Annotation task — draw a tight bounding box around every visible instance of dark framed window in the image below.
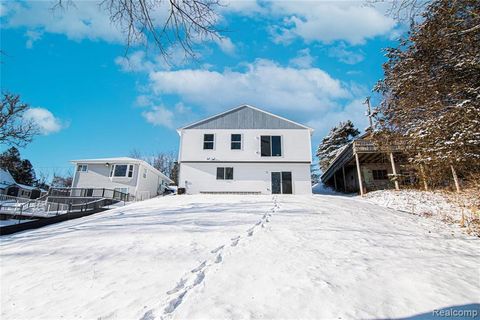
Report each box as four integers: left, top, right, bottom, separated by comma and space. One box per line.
77, 164, 88, 172
114, 165, 128, 177
372, 169, 388, 180
128, 165, 134, 177
231, 134, 242, 150
260, 135, 282, 157
216, 167, 233, 180
203, 134, 214, 149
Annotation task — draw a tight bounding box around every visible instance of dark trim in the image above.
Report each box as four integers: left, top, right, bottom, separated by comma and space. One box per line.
0, 208, 108, 236
180, 161, 311, 164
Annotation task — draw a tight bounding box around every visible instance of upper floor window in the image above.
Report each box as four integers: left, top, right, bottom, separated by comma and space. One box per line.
231, 134, 242, 150
203, 134, 214, 150
261, 136, 282, 157
110, 164, 134, 177
77, 164, 88, 172
216, 167, 234, 180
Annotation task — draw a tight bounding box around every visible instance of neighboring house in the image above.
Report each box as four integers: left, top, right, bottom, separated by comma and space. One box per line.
177, 105, 313, 195
320, 133, 414, 195
70, 157, 173, 200
0, 168, 46, 199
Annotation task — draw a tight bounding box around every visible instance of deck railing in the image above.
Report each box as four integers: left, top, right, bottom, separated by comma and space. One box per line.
353, 139, 405, 153
48, 187, 133, 202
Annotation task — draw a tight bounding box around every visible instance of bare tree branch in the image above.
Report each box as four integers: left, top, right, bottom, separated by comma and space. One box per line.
0, 93, 39, 147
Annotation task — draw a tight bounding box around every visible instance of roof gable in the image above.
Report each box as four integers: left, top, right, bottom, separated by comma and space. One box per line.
180, 105, 312, 130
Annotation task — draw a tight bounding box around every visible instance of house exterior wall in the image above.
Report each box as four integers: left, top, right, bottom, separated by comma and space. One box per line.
178, 127, 312, 195
72, 163, 139, 196
179, 162, 311, 195
179, 129, 312, 162
135, 163, 168, 200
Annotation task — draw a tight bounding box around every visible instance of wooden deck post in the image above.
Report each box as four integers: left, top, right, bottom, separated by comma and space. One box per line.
389, 152, 400, 191
354, 153, 364, 196
333, 172, 338, 191
420, 164, 428, 191
450, 165, 461, 193
342, 166, 347, 192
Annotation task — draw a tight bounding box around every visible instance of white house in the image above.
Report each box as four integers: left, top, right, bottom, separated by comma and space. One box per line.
70, 157, 173, 200
0, 168, 46, 199
177, 105, 313, 195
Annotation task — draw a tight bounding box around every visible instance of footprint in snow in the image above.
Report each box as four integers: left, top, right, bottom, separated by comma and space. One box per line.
166, 278, 187, 295
191, 261, 206, 273
215, 253, 222, 263
140, 309, 155, 320
211, 245, 224, 254
164, 291, 187, 314
231, 237, 240, 247
247, 229, 254, 237
193, 271, 205, 285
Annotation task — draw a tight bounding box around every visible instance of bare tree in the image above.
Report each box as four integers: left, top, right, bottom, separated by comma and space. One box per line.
129, 149, 178, 183
51, 170, 74, 188
0, 93, 38, 147
55, 0, 222, 60
366, 0, 431, 23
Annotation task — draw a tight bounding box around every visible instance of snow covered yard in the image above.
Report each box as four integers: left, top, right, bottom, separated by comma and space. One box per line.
364, 189, 480, 236
1, 195, 479, 319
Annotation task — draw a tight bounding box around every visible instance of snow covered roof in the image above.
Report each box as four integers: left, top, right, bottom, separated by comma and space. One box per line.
70, 157, 173, 183
0, 168, 16, 189
178, 104, 314, 132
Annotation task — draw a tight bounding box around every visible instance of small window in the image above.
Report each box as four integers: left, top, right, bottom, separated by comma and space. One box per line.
260, 136, 282, 157
203, 134, 214, 150
113, 165, 128, 177
216, 167, 233, 180
128, 165, 134, 178
231, 134, 242, 150
372, 170, 388, 180
143, 168, 147, 178
77, 164, 88, 172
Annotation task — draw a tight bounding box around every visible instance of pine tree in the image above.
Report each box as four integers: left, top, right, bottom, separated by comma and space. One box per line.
0, 146, 37, 185
317, 121, 360, 172
374, 0, 480, 181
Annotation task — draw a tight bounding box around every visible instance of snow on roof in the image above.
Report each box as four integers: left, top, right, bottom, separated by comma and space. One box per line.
0, 168, 15, 185
70, 157, 173, 183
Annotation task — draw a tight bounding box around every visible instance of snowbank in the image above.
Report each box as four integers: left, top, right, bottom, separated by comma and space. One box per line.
364, 189, 479, 236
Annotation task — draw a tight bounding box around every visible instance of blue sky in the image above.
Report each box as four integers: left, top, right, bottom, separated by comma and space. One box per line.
1, 1, 403, 178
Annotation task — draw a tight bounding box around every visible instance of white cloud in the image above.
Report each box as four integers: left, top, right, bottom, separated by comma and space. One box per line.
23, 108, 65, 135
142, 105, 175, 128
214, 37, 236, 55
148, 59, 349, 114
25, 29, 42, 49
268, 2, 396, 45
328, 43, 365, 65
289, 48, 314, 68
4, 1, 123, 44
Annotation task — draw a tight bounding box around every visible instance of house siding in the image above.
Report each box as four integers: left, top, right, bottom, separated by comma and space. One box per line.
183, 106, 306, 130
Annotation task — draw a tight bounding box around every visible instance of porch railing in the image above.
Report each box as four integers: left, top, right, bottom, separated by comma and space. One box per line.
353, 139, 405, 153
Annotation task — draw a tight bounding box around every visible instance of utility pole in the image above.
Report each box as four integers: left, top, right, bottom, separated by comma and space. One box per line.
363, 96, 374, 130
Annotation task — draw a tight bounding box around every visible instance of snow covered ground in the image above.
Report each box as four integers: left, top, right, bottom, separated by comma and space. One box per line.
364, 189, 480, 236
1, 195, 479, 319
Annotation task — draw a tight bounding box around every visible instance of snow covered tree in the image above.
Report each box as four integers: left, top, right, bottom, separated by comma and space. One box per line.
317, 121, 360, 172
374, 0, 480, 183
0, 146, 37, 185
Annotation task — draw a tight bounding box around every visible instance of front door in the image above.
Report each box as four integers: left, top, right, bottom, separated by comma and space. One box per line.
271, 171, 293, 194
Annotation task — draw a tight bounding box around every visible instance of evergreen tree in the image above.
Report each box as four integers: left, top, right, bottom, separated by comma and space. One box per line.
0, 146, 37, 185
317, 121, 360, 172
374, 0, 480, 178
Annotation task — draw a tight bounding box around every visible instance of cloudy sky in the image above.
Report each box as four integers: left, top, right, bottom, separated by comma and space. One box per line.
1, 0, 403, 176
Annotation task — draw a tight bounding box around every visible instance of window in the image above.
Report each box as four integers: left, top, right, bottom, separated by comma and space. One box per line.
203, 134, 214, 149
216, 167, 234, 180
143, 168, 147, 178
231, 134, 242, 150
128, 165, 134, 178
111, 164, 135, 177
372, 169, 388, 180
77, 164, 88, 172
260, 136, 282, 157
